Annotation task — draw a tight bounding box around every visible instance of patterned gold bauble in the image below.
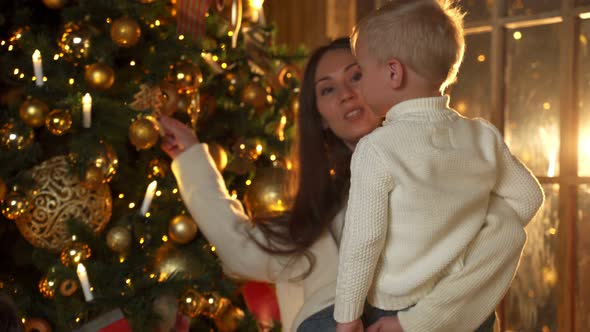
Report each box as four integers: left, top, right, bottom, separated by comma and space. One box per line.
110, 17, 141, 48
241, 82, 267, 111
24, 318, 52, 332
58, 22, 91, 60
215, 306, 245, 332
19, 98, 49, 128
45, 109, 72, 136
129, 118, 159, 150
38, 274, 57, 299
85, 63, 115, 90
169, 61, 203, 94
42, 0, 68, 9
106, 226, 132, 253
243, 167, 294, 219
159, 81, 180, 116
178, 288, 207, 318
59, 242, 91, 267
154, 243, 203, 281
207, 142, 228, 172
168, 215, 198, 244
81, 165, 104, 190
0, 177, 6, 202
148, 158, 170, 179
15, 156, 112, 252
203, 293, 231, 318
0, 121, 34, 150
59, 279, 78, 297
1, 191, 30, 220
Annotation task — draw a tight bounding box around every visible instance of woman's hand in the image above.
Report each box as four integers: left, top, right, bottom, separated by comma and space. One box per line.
158, 116, 199, 159
336, 319, 364, 332
366, 316, 404, 332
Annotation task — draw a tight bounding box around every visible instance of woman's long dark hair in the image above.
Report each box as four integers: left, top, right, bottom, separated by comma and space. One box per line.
253, 38, 354, 277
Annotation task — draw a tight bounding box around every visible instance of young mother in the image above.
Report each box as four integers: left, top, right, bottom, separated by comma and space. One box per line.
159, 38, 526, 332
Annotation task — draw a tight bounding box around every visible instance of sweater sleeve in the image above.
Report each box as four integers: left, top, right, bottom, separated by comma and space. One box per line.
488, 124, 544, 225
398, 193, 527, 332
171, 144, 309, 282
333, 140, 394, 323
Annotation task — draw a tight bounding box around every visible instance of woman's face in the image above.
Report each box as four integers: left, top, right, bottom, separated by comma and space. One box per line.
314, 48, 382, 149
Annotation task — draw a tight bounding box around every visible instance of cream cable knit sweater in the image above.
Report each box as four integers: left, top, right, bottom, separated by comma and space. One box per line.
334, 96, 544, 323
172, 140, 537, 332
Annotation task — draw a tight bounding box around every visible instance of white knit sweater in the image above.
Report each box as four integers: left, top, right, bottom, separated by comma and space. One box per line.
334, 96, 544, 322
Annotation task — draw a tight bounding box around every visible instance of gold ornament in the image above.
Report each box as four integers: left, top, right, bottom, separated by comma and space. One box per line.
106, 226, 132, 253
85, 63, 115, 90
148, 158, 170, 179
59, 279, 78, 297
45, 109, 72, 136
203, 293, 231, 318
1, 190, 30, 220
241, 82, 267, 111
24, 318, 52, 332
58, 22, 92, 60
243, 167, 294, 219
0, 121, 34, 150
129, 117, 159, 150
154, 243, 203, 281
19, 98, 49, 128
15, 156, 112, 252
159, 81, 180, 116
168, 215, 198, 244
169, 61, 203, 94
38, 274, 57, 299
0, 177, 6, 202
60, 242, 92, 267
90, 141, 118, 182
215, 306, 245, 332
42, 0, 68, 9
82, 165, 104, 190
274, 63, 302, 89
178, 288, 207, 318
129, 84, 163, 113
110, 17, 141, 48
207, 143, 228, 172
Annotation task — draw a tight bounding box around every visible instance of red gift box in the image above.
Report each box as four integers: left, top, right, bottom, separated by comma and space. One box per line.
73, 309, 132, 332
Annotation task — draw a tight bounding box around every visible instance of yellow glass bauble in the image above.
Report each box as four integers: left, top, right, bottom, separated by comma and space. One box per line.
45, 109, 72, 136
243, 167, 294, 219
0, 177, 7, 202
178, 288, 207, 318
129, 118, 159, 150
1, 191, 30, 220
169, 61, 203, 94
215, 306, 245, 332
38, 275, 57, 299
241, 82, 267, 111
23, 318, 52, 332
15, 156, 112, 252
110, 17, 141, 48
168, 215, 198, 244
58, 22, 91, 60
154, 243, 203, 281
60, 242, 92, 267
106, 226, 132, 253
42, 0, 68, 9
0, 121, 34, 150
207, 142, 228, 172
85, 63, 115, 90
19, 98, 49, 128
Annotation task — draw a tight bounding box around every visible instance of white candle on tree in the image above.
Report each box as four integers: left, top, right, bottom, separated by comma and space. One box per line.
32, 50, 44, 87
139, 180, 158, 217
82, 93, 92, 128
76, 263, 94, 302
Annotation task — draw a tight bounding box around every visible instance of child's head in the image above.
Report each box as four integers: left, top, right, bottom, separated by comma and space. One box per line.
351, 0, 465, 114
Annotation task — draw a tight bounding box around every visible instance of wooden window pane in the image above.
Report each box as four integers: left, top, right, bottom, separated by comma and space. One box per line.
505, 184, 559, 332
458, 0, 492, 22
507, 0, 560, 16
578, 19, 590, 176
577, 185, 590, 332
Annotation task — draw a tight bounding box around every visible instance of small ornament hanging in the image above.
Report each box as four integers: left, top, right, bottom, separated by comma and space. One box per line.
106, 226, 132, 253
45, 109, 72, 136
129, 84, 163, 113
110, 17, 141, 48
85, 63, 115, 90
178, 287, 208, 318
59, 241, 92, 267
241, 82, 267, 111
0, 121, 34, 150
1, 190, 30, 220
169, 61, 203, 95
19, 98, 49, 128
58, 22, 92, 60
168, 215, 198, 244
129, 117, 160, 150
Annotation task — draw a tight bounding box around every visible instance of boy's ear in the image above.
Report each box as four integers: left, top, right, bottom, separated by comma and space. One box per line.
386, 58, 404, 89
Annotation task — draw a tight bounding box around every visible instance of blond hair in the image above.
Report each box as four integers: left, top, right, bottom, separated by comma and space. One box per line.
351, 0, 465, 92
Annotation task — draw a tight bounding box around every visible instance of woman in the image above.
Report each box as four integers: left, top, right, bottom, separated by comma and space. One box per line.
160, 38, 526, 332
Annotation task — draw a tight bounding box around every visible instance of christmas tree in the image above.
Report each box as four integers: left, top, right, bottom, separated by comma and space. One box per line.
0, 0, 303, 331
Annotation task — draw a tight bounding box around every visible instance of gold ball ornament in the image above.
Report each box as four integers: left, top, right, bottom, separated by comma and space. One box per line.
203, 293, 231, 318
0, 177, 6, 202
1, 190, 30, 220
178, 288, 207, 318
110, 17, 141, 48
169, 61, 203, 94
215, 306, 245, 332
15, 156, 112, 252
148, 158, 170, 179
159, 81, 180, 116
60, 241, 92, 267
241, 82, 267, 111
45, 109, 72, 136
168, 215, 198, 244
38, 275, 57, 299
58, 22, 91, 60
207, 143, 228, 172
81, 165, 104, 190
243, 167, 294, 219
85, 63, 115, 90
24, 318, 53, 332
90, 141, 118, 182
19, 98, 49, 128
129, 118, 159, 150
154, 243, 203, 281
42, 0, 68, 9
0, 121, 34, 150
106, 226, 132, 253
